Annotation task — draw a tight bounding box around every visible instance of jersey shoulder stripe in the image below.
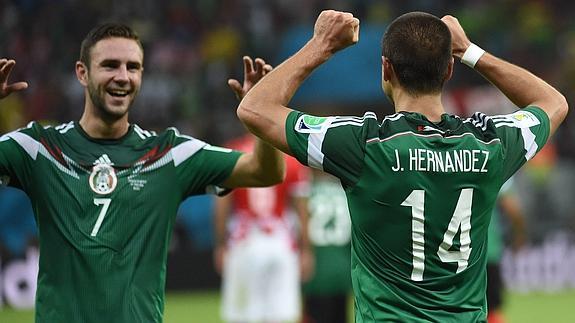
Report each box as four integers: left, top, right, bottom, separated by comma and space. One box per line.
1, 126, 82, 178
164, 127, 234, 167
134, 124, 157, 139
0, 131, 40, 160
54, 121, 75, 134
381, 113, 405, 124
172, 139, 207, 166
464, 110, 541, 160
294, 111, 377, 134
302, 112, 377, 170
463, 110, 540, 130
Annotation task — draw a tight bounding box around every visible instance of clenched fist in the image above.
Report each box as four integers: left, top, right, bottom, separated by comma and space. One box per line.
313, 10, 360, 54
441, 15, 472, 59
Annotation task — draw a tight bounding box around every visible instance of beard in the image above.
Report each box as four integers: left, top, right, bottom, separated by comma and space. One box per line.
87, 80, 136, 122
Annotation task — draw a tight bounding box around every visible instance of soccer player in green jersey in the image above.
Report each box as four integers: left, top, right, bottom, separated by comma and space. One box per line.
237, 10, 568, 322
302, 169, 352, 323
0, 24, 284, 322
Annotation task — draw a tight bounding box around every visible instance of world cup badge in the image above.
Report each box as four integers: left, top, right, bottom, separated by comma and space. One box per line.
89, 164, 118, 195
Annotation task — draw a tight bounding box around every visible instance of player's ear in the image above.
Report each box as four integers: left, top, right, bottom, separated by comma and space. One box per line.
382, 56, 394, 82
76, 61, 88, 86
444, 57, 454, 82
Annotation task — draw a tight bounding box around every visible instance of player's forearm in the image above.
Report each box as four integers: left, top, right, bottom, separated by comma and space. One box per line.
214, 217, 227, 248
237, 39, 332, 152
294, 197, 312, 251
214, 197, 231, 247
250, 138, 286, 185
473, 52, 568, 134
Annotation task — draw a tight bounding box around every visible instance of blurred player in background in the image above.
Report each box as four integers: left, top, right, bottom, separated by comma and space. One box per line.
214, 132, 313, 323
0, 25, 284, 322
237, 9, 568, 322
487, 178, 526, 323
302, 169, 352, 323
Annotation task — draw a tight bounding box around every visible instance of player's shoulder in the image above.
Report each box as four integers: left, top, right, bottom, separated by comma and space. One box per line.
136, 125, 203, 146
1, 120, 72, 140
130, 124, 158, 141
461, 108, 545, 139
467, 107, 543, 128
292, 111, 379, 134
370, 112, 417, 140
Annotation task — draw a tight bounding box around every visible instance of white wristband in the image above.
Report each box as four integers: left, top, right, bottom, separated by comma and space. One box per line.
461, 43, 485, 68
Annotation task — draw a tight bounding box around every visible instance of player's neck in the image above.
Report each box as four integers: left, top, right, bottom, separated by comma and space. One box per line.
393, 90, 446, 123
79, 112, 130, 139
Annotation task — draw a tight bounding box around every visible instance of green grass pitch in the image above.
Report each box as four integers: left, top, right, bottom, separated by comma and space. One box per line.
1, 290, 574, 322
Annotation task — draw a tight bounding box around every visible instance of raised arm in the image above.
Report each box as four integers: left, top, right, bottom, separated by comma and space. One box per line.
221, 56, 285, 188
237, 10, 360, 155
441, 16, 568, 136
0, 58, 28, 100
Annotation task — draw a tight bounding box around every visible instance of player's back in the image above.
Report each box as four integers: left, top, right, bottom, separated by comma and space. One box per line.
285, 106, 548, 322
349, 110, 546, 322
350, 112, 504, 322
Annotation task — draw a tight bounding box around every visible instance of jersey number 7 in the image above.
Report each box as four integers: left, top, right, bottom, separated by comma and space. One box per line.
91, 198, 112, 236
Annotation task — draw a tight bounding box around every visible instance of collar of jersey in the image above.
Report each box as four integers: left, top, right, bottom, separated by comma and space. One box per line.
401, 111, 455, 127
74, 122, 135, 145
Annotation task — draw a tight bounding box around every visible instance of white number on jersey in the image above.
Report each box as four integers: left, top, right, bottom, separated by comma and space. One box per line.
401, 189, 473, 281
308, 186, 351, 246
91, 198, 112, 236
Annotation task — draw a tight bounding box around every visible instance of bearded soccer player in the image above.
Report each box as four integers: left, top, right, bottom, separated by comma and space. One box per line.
237, 10, 568, 322
0, 24, 284, 322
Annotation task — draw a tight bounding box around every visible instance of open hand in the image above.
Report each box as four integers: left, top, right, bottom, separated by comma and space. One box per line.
228, 56, 273, 101
0, 58, 28, 100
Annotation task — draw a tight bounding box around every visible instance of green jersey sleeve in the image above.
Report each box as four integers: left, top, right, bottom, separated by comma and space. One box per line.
285, 110, 379, 187
488, 106, 550, 180
0, 122, 42, 190
171, 136, 242, 196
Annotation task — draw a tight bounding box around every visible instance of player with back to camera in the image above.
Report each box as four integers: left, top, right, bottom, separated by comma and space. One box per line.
236, 10, 568, 322
0, 23, 283, 323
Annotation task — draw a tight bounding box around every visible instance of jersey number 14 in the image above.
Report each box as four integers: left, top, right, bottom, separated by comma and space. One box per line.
401, 188, 472, 281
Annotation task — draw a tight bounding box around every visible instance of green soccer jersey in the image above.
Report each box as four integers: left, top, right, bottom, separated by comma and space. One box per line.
303, 173, 352, 296
0, 121, 241, 323
286, 107, 549, 322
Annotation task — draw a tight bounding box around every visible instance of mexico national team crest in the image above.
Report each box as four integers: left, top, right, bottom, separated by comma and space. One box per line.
89, 164, 118, 195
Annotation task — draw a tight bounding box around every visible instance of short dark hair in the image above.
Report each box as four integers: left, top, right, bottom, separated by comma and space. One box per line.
79, 23, 143, 66
382, 12, 452, 95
